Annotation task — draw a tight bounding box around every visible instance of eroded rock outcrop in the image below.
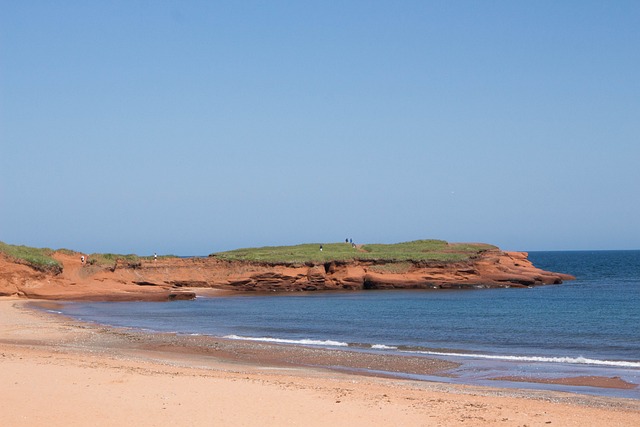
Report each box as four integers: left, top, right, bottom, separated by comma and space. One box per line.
0, 249, 574, 301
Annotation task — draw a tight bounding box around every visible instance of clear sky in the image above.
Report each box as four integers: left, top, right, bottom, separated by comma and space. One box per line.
1, 1, 639, 255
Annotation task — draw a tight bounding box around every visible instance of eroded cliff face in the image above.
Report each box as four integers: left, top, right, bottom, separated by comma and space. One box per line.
0, 250, 574, 301
186, 250, 572, 291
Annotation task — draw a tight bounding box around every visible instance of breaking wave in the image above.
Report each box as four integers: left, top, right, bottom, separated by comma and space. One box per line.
223, 335, 349, 347
223, 334, 640, 368
371, 344, 399, 350
402, 350, 640, 368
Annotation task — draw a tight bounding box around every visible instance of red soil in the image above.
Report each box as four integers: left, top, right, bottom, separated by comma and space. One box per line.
0, 249, 574, 301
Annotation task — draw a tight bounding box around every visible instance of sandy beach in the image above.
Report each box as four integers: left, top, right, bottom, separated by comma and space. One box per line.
1, 299, 639, 426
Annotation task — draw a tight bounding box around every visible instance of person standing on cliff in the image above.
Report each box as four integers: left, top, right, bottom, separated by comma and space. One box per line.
154, 252, 157, 261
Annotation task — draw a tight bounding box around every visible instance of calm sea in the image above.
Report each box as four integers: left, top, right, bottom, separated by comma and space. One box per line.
55, 250, 640, 398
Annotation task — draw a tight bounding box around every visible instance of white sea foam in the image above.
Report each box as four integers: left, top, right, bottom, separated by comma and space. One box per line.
223, 335, 349, 347
401, 350, 640, 368
371, 344, 398, 350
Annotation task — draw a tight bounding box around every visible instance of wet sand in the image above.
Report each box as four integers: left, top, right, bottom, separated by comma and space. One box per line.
491, 375, 637, 390
1, 299, 639, 426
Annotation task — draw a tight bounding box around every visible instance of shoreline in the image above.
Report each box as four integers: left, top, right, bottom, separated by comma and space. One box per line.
39, 290, 640, 399
2, 298, 639, 426
26, 295, 640, 399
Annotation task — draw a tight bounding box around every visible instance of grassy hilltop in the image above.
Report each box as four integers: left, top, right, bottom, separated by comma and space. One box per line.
0, 241, 164, 272
210, 240, 497, 264
0, 241, 64, 273
1, 239, 499, 272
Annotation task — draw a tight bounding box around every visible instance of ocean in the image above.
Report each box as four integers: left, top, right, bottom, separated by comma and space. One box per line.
54, 250, 640, 398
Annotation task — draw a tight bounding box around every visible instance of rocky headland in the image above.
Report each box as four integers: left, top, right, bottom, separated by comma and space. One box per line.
0, 242, 574, 301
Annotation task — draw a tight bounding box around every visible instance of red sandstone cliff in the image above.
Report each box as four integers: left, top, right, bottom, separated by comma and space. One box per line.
0, 249, 574, 301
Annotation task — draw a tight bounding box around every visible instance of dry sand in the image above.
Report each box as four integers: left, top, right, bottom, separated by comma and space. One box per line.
1, 299, 639, 426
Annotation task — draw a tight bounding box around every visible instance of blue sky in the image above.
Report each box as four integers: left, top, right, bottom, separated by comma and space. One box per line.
1, 1, 639, 255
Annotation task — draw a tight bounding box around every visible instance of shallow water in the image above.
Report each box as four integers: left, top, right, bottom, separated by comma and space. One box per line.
56, 250, 640, 398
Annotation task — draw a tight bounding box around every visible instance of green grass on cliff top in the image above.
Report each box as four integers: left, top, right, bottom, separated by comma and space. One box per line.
0, 241, 171, 271
1, 240, 498, 270
0, 241, 62, 272
86, 253, 174, 267
210, 240, 497, 264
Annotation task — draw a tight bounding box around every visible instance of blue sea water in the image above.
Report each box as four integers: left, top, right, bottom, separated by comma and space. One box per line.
55, 250, 640, 398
